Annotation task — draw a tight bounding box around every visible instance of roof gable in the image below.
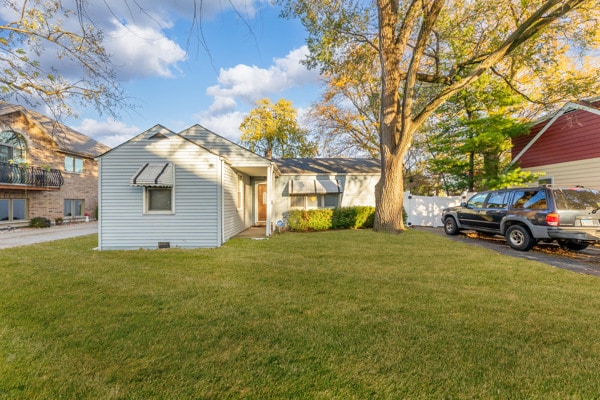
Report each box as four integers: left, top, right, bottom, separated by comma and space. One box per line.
0, 103, 110, 158
99, 124, 176, 158
510, 101, 600, 168
177, 124, 271, 167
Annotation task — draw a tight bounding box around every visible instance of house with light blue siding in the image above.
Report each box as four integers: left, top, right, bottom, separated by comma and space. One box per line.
98, 124, 274, 249
98, 124, 380, 250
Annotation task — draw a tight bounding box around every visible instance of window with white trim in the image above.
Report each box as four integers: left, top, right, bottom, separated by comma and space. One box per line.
145, 187, 174, 213
64, 199, 84, 217
64, 156, 83, 173
289, 194, 340, 209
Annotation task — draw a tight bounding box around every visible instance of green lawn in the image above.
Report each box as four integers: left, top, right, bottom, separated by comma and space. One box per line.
2, 229, 600, 399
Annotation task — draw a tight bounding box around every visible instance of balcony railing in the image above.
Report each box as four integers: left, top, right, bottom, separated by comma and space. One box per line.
0, 162, 64, 188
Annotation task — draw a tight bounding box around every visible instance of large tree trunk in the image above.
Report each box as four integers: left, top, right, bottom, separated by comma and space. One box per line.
373, 0, 416, 233
374, 149, 406, 233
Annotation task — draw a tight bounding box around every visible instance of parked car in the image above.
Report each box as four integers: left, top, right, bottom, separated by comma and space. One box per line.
441, 186, 600, 251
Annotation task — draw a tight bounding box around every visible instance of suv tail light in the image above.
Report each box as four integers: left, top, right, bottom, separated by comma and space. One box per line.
546, 213, 560, 226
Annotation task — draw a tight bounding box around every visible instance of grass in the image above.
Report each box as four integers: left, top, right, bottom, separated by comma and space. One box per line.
2, 229, 600, 398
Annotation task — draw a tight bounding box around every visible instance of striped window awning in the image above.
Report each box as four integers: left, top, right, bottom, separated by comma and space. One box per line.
289, 179, 342, 194
130, 163, 174, 187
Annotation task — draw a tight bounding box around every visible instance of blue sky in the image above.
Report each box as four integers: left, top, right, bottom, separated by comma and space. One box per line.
22, 1, 322, 148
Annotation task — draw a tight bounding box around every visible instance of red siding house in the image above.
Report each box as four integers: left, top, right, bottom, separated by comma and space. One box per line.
511, 101, 600, 188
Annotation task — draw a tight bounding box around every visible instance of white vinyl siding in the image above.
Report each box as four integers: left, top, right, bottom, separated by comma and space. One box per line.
522, 157, 600, 189
222, 164, 251, 241
271, 174, 379, 223
99, 129, 220, 249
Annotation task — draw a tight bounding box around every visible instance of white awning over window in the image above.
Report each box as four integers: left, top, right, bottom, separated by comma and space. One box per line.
316, 179, 342, 194
130, 163, 174, 187
289, 179, 341, 195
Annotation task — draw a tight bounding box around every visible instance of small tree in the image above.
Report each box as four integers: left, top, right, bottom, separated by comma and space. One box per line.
240, 98, 317, 158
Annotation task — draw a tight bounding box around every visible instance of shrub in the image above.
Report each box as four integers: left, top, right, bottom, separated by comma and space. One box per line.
29, 217, 52, 228
332, 206, 376, 229
287, 209, 333, 231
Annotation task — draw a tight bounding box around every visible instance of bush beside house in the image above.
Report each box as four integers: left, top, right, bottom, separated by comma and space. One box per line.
287, 206, 410, 232
287, 206, 376, 231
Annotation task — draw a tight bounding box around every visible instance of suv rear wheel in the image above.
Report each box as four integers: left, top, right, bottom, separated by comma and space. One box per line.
505, 225, 536, 251
444, 217, 460, 235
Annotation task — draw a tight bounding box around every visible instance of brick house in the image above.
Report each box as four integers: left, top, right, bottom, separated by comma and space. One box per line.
0, 104, 109, 226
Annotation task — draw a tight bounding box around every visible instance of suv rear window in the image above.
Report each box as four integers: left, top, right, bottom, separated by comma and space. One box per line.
553, 188, 600, 210
510, 190, 547, 209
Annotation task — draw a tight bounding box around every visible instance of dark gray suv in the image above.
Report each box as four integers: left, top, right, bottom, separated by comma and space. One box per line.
441, 186, 600, 251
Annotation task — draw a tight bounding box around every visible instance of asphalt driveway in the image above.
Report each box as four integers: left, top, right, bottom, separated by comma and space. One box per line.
417, 226, 600, 277
0, 221, 97, 250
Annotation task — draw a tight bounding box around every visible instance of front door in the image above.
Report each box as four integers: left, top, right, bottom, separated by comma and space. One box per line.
257, 183, 267, 225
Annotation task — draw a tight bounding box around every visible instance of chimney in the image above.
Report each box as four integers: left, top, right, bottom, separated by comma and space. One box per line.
265, 148, 272, 160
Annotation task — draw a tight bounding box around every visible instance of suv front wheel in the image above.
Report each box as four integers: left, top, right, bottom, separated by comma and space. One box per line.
505, 225, 536, 251
444, 217, 460, 235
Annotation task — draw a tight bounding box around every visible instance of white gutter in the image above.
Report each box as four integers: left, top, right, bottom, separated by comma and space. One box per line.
97, 158, 102, 250
266, 164, 273, 237
218, 157, 224, 246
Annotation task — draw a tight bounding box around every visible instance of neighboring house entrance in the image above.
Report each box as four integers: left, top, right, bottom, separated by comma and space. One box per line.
257, 183, 267, 225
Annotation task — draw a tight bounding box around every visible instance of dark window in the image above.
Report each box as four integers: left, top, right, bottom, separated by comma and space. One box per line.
511, 190, 547, 210
147, 188, 172, 212
64, 199, 84, 217
0, 198, 27, 221
323, 194, 339, 208
467, 192, 488, 208
486, 192, 508, 209
0, 131, 27, 163
554, 189, 600, 210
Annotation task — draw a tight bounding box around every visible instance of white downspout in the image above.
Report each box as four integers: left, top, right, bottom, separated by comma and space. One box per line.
218, 157, 224, 246
97, 157, 102, 250
266, 164, 273, 237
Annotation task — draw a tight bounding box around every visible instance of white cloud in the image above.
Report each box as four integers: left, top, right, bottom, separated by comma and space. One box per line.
74, 118, 140, 148
197, 45, 321, 142
105, 23, 187, 80
195, 111, 246, 142
206, 45, 321, 107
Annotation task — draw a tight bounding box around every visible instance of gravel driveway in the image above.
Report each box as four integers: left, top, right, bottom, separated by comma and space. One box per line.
0, 221, 97, 250
417, 226, 600, 278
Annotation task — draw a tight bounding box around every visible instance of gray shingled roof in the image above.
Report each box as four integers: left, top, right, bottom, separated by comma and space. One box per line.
274, 158, 381, 175
0, 104, 110, 158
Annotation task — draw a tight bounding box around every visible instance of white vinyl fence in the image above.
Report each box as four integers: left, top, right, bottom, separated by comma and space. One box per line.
403, 192, 473, 227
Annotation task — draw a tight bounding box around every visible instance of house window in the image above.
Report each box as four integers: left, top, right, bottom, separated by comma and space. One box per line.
290, 194, 340, 209
64, 156, 83, 173
0, 130, 27, 164
0, 144, 13, 164
539, 177, 553, 186
0, 199, 27, 221
145, 187, 173, 213
323, 194, 340, 208
64, 199, 84, 217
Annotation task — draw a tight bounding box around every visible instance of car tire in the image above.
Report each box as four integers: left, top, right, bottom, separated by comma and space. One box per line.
558, 240, 589, 252
444, 217, 460, 235
505, 225, 536, 251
